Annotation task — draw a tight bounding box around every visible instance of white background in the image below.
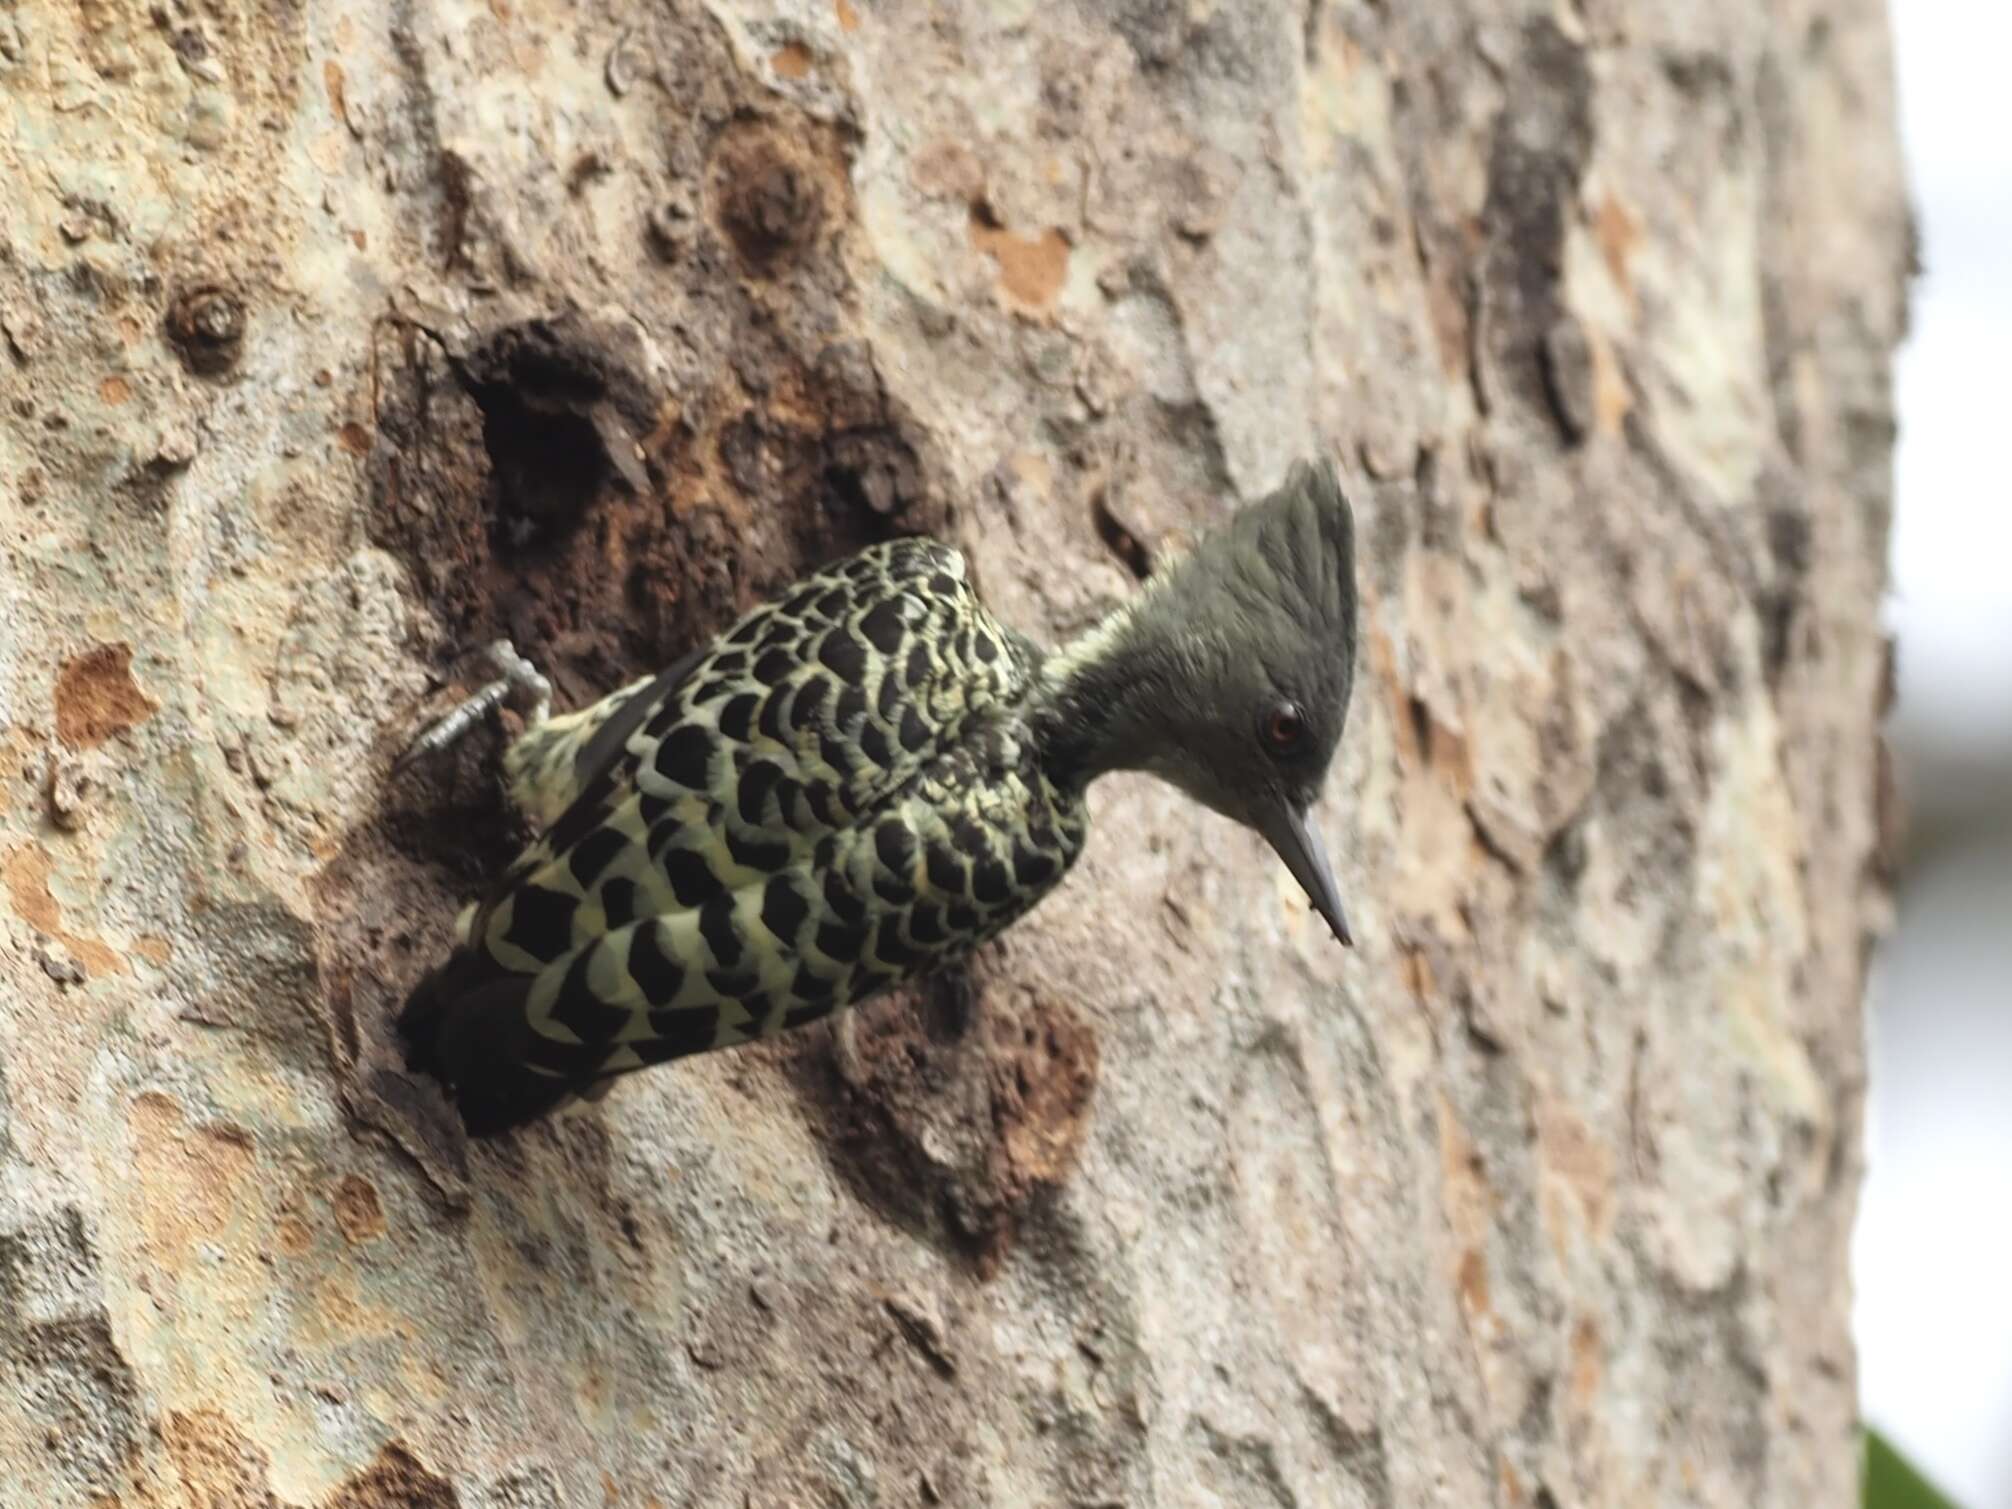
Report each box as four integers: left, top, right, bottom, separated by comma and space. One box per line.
1853, 4, 2012, 1505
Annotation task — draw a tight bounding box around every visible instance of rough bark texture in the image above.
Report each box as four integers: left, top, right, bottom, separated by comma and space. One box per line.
0, 2, 1906, 1506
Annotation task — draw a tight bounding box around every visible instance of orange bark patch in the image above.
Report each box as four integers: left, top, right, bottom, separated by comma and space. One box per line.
1399, 945, 1434, 1003
911, 141, 984, 202
968, 207, 1070, 311
1425, 267, 1470, 381
308, 1271, 369, 1341
1570, 1313, 1603, 1407
0, 729, 29, 817
1588, 325, 1632, 435
834, 0, 860, 31
771, 41, 813, 79
1457, 1246, 1490, 1318
3, 843, 124, 977
165, 1409, 275, 1509
338, 421, 371, 455
1394, 685, 1474, 795
276, 1213, 314, 1256
1437, 1092, 1494, 1245
1008, 449, 1053, 495
1538, 1101, 1615, 1243
1594, 192, 1641, 297
323, 59, 346, 121
55, 642, 156, 748
98, 375, 131, 405
331, 1174, 386, 1244
3, 843, 61, 935
129, 1094, 257, 1269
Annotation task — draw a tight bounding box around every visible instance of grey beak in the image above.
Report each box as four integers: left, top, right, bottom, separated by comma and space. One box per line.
1260, 803, 1353, 947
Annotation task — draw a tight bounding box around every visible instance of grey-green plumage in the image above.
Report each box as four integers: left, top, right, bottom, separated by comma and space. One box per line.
398, 459, 1357, 1136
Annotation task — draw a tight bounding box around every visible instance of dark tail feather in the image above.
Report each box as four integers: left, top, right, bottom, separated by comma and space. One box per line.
396, 955, 579, 1137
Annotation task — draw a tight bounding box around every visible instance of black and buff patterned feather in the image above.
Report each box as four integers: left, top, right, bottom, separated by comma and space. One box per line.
400, 461, 1359, 1136
399, 538, 1086, 1134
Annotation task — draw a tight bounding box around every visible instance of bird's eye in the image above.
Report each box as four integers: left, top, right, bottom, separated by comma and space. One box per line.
1260, 700, 1308, 756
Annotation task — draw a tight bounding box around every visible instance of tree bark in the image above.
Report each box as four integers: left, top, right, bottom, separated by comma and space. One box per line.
0, 2, 1906, 1506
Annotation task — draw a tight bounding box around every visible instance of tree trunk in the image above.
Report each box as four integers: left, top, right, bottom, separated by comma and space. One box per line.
0, 2, 1906, 1505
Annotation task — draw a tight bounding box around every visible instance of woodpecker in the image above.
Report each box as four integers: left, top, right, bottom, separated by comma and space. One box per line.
397, 459, 1359, 1135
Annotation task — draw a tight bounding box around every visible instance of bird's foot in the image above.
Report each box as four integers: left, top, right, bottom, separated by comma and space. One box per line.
396, 639, 553, 771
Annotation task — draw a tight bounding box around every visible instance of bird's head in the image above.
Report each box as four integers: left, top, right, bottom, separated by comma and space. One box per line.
1093, 458, 1360, 946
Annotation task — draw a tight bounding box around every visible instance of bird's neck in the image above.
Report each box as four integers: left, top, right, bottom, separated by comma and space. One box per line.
1030, 594, 1172, 791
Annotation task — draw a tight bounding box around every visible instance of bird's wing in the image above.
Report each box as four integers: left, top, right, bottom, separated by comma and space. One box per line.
398, 535, 1043, 1133
468, 536, 1030, 955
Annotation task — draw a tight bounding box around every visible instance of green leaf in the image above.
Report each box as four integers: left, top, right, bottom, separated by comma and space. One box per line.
1864, 1427, 1963, 1509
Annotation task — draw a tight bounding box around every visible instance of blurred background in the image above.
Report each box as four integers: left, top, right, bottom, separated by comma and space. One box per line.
1853, 4, 2012, 1507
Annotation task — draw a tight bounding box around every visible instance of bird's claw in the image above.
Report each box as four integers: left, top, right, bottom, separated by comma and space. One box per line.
395, 639, 553, 771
